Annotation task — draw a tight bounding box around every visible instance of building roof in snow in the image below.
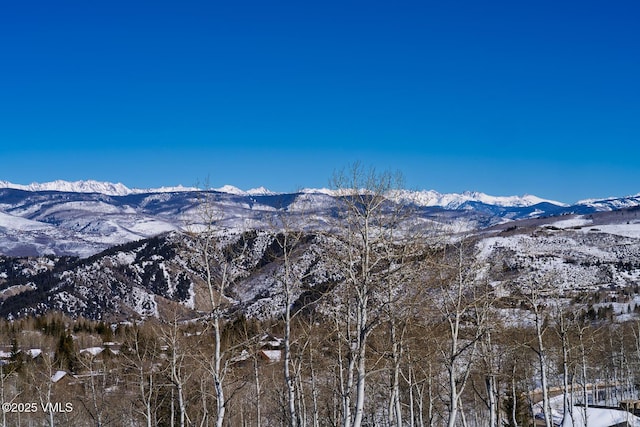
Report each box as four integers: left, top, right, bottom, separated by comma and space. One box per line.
51, 370, 67, 383
259, 350, 281, 362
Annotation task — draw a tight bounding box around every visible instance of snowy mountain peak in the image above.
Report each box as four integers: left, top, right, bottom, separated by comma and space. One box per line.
577, 193, 640, 205
146, 184, 200, 193
576, 193, 640, 210
457, 191, 566, 208
0, 180, 133, 196
213, 185, 247, 195
301, 188, 338, 196
0, 180, 199, 196
387, 189, 567, 209
246, 186, 277, 196
301, 188, 566, 208
212, 185, 277, 196
1, 180, 639, 258
0, 179, 600, 209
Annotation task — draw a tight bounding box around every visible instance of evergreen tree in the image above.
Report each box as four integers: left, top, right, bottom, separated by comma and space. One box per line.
55, 332, 78, 372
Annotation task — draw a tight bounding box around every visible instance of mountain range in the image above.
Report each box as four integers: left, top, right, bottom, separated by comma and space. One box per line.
1, 180, 639, 258
1, 180, 639, 321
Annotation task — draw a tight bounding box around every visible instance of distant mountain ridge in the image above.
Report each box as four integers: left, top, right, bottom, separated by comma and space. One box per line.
1, 179, 639, 257
1, 179, 568, 207
3, 180, 639, 210
1, 180, 640, 321
0, 180, 199, 196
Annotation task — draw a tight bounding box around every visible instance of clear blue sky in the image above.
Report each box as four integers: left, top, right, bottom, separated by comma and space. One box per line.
1, 0, 638, 203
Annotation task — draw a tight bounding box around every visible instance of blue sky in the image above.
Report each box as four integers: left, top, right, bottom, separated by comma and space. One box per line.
1, 1, 638, 203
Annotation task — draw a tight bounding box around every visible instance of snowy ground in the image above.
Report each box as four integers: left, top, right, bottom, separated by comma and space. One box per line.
533, 392, 640, 427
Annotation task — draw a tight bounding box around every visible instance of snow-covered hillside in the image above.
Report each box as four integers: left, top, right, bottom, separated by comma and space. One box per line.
0, 230, 342, 321
302, 187, 566, 208
1, 182, 639, 321
1, 207, 639, 322
394, 189, 567, 209
1, 180, 639, 257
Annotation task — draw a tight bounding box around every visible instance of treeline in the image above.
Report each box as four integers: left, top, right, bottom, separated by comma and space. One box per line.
2, 308, 640, 427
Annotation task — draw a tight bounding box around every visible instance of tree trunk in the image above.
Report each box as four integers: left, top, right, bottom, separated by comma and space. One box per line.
254, 356, 262, 427
534, 307, 552, 427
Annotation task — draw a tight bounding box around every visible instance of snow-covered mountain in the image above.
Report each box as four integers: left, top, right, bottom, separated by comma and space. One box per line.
393, 189, 566, 209
0, 180, 199, 196
301, 187, 566, 208
1, 180, 639, 320
576, 193, 640, 211
212, 184, 277, 196
3, 179, 638, 208
0, 230, 340, 320
0, 180, 566, 207
2, 206, 639, 321
0, 180, 639, 257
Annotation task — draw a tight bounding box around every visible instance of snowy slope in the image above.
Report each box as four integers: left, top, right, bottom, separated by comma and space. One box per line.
392, 189, 567, 208
577, 193, 640, 211
2, 205, 639, 322
0, 180, 639, 257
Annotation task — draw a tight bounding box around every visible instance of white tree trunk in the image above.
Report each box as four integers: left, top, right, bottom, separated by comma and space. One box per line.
254, 356, 262, 427
534, 306, 553, 427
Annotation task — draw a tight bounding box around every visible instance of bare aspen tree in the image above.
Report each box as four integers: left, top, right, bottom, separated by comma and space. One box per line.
387, 318, 406, 427
508, 339, 538, 427
159, 315, 191, 427
77, 349, 118, 427
253, 194, 317, 427
377, 198, 430, 427
186, 187, 250, 427
253, 344, 263, 427
303, 317, 323, 427
271, 216, 307, 427
521, 273, 554, 427
237, 320, 265, 427
401, 329, 445, 427
326, 164, 414, 427
191, 191, 227, 427
409, 337, 444, 427
287, 308, 328, 427
382, 241, 426, 427
29, 352, 57, 427
553, 304, 576, 422
575, 318, 598, 426
467, 257, 503, 427
429, 237, 488, 427
476, 316, 501, 426
121, 322, 163, 427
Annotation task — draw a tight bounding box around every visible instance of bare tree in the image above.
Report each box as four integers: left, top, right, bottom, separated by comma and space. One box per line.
121, 322, 164, 427
552, 302, 579, 423
520, 273, 555, 427
575, 317, 600, 426
186, 188, 250, 427
273, 226, 306, 427
430, 238, 488, 427
324, 164, 418, 427
268, 194, 329, 427
28, 351, 58, 427
381, 237, 426, 427
159, 314, 192, 427
474, 313, 502, 426
76, 348, 119, 427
